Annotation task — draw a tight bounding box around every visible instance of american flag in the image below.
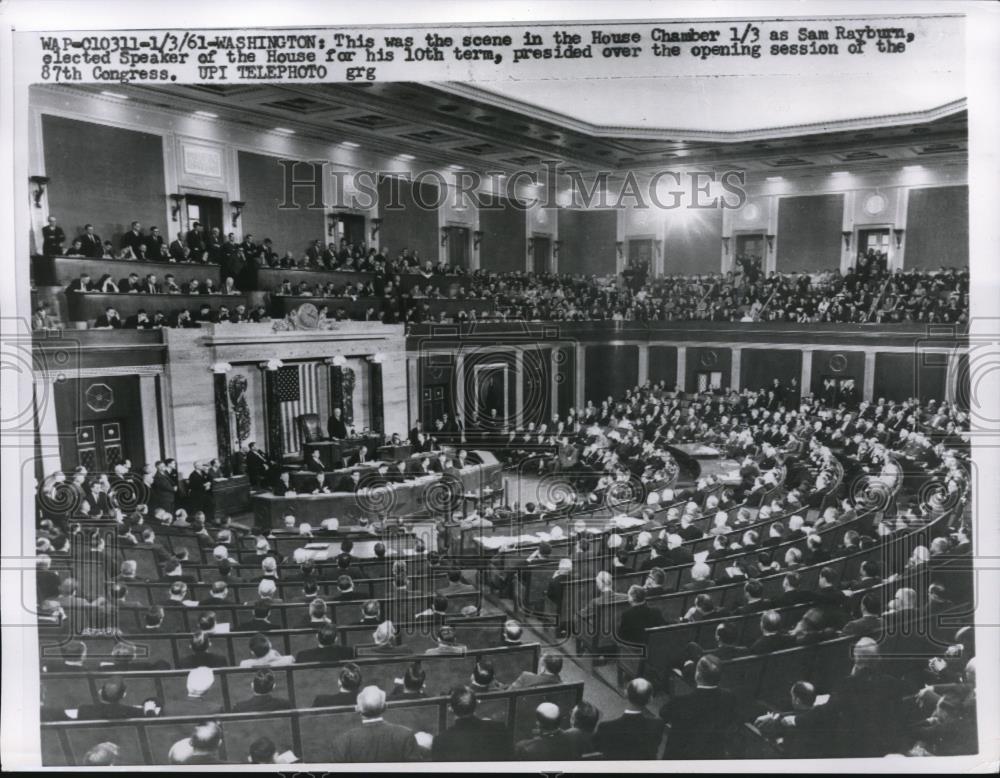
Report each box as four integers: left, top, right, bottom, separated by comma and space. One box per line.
277, 363, 322, 454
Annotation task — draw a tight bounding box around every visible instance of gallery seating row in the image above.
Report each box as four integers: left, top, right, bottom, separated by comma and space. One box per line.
41, 678, 583, 766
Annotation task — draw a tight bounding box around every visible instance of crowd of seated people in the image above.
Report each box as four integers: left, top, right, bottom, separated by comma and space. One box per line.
36, 214, 969, 330
34, 372, 974, 761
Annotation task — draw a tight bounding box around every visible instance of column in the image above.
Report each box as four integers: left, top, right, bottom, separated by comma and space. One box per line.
455, 352, 466, 434
575, 345, 586, 409
676, 346, 687, 393
730, 348, 742, 392
550, 348, 560, 416
863, 351, 877, 403
514, 349, 525, 425
368, 356, 384, 434
33, 377, 62, 475
945, 349, 961, 405
407, 356, 419, 428
329, 359, 346, 418
637, 344, 650, 386
211, 363, 233, 468
800, 349, 814, 400
139, 374, 161, 466
260, 361, 283, 460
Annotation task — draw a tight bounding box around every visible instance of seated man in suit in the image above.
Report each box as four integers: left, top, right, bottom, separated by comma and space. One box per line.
749, 609, 796, 654
349, 445, 373, 466
295, 624, 353, 664
176, 631, 229, 669
390, 662, 428, 699
510, 652, 563, 689
312, 663, 364, 707
432, 685, 512, 761
659, 655, 743, 760
328, 407, 349, 439
65, 273, 94, 294
76, 679, 143, 720
619, 585, 668, 646
304, 448, 326, 474
329, 685, 422, 762
514, 703, 577, 760
230, 668, 292, 712
239, 633, 294, 668
594, 678, 664, 760
94, 307, 122, 329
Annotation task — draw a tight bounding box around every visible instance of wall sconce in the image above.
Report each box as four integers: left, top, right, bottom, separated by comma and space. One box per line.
328, 354, 347, 367
368, 352, 387, 364
259, 358, 284, 371
440, 227, 450, 247
616, 241, 624, 259
721, 236, 730, 255
370, 218, 382, 240
169, 193, 186, 222
210, 362, 233, 374
229, 201, 245, 228
765, 234, 776, 253
553, 240, 561, 258
842, 231, 852, 250
29, 175, 50, 208
527, 237, 535, 256
473, 230, 483, 249
893, 228, 905, 249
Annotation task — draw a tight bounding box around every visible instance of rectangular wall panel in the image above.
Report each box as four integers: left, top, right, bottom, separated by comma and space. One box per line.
557, 209, 617, 276
776, 193, 845, 272
905, 185, 969, 268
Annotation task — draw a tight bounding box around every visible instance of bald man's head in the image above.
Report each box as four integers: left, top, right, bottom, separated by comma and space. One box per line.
626, 677, 653, 709
356, 685, 387, 718
535, 702, 561, 732
852, 636, 880, 672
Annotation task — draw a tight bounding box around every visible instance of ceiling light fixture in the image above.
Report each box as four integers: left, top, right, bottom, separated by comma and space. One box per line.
194, 111, 218, 119
274, 127, 296, 135
340, 141, 360, 149
101, 91, 129, 100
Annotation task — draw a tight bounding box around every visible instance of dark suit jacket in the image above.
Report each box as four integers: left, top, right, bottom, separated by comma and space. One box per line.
80, 232, 103, 257
514, 730, 578, 760
76, 701, 143, 720
330, 719, 421, 762
176, 651, 229, 669
295, 645, 354, 664
509, 670, 561, 690
619, 603, 668, 645
594, 711, 665, 760
660, 686, 742, 760
431, 716, 512, 761
328, 417, 349, 439
230, 693, 292, 713
312, 690, 358, 707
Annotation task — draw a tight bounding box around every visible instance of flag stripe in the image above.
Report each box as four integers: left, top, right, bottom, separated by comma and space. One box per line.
279, 363, 322, 455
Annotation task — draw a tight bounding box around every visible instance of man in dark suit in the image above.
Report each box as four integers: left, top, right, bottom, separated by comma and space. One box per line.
237, 601, 276, 632
176, 631, 229, 669
150, 460, 177, 515
169, 230, 189, 262
144, 226, 166, 259
841, 593, 885, 639
659, 655, 744, 759
328, 407, 349, 439
42, 215, 66, 255
120, 221, 145, 257
749, 610, 796, 654
230, 669, 292, 712
304, 449, 326, 474
432, 685, 512, 761
619, 585, 668, 646
295, 624, 353, 664
329, 686, 421, 762
65, 273, 94, 294
245, 442, 270, 487
733, 579, 772, 614
774, 572, 817, 608
312, 663, 363, 707
594, 678, 664, 760
76, 679, 143, 720
94, 307, 122, 329
514, 703, 577, 760
79, 224, 103, 257
509, 653, 563, 689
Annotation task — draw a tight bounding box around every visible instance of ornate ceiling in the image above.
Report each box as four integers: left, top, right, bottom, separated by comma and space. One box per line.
69, 82, 967, 177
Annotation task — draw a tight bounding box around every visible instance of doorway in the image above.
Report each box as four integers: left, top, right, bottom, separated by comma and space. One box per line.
185, 195, 225, 237
628, 238, 653, 283
856, 227, 891, 274
75, 419, 128, 473
695, 371, 724, 393
333, 213, 367, 247
532, 235, 551, 275
448, 226, 470, 268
